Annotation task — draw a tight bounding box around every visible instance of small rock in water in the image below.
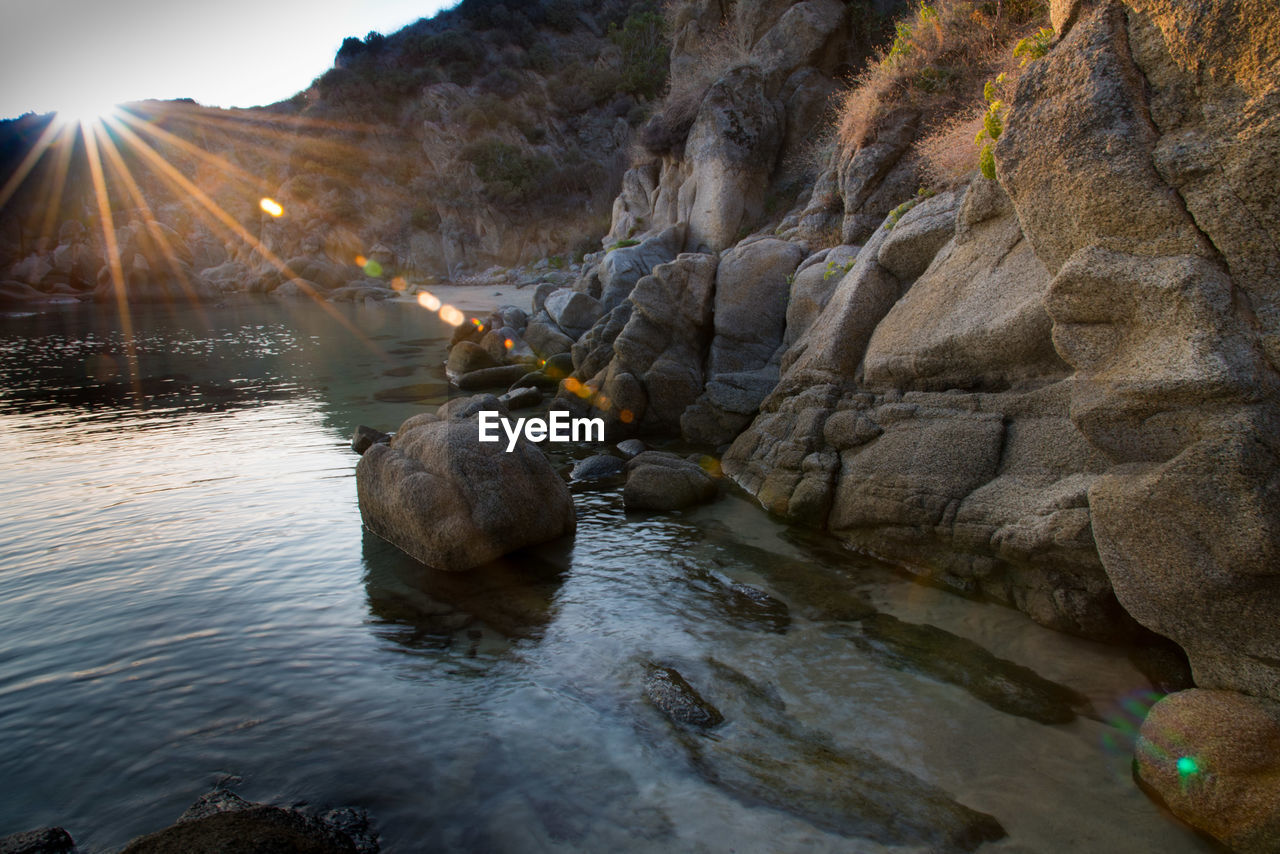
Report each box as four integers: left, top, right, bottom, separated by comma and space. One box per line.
644, 664, 724, 728
456, 364, 529, 391
541, 351, 575, 379
499, 385, 541, 410
624, 451, 718, 511
616, 438, 647, 459
0, 827, 76, 854
509, 371, 561, 392
570, 455, 625, 481
351, 425, 391, 454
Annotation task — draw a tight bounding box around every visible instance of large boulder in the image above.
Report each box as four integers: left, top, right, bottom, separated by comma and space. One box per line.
596, 225, 685, 311
545, 289, 605, 339
356, 416, 575, 570
586, 253, 719, 433
681, 238, 805, 445
683, 66, 783, 252
1136, 689, 1280, 853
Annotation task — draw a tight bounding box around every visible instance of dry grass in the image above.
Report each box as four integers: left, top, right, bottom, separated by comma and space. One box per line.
835, 0, 1047, 153
638, 6, 753, 155
915, 108, 985, 187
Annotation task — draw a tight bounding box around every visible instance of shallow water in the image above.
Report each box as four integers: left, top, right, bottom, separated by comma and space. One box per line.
0, 297, 1211, 852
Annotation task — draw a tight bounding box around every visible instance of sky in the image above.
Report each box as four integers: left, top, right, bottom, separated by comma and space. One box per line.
0, 0, 456, 120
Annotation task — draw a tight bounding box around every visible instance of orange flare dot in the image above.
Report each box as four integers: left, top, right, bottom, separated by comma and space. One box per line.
564, 377, 582, 393
391, 276, 407, 292
503, 338, 514, 349
439, 305, 464, 326
418, 292, 441, 311
619, 409, 634, 424
259, 197, 284, 217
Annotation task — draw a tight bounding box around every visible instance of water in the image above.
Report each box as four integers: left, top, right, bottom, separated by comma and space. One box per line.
0, 296, 1210, 852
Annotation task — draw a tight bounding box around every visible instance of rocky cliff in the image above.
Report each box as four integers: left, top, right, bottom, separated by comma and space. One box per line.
509, 0, 1279, 846
3, 0, 1278, 846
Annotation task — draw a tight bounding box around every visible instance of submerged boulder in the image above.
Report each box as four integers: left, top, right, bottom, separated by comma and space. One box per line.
356, 416, 575, 570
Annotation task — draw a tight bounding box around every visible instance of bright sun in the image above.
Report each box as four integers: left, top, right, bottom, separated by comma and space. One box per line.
53, 93, 121, 128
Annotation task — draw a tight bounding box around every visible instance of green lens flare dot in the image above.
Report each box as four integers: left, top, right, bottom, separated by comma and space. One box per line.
1177, 756, 1200, 777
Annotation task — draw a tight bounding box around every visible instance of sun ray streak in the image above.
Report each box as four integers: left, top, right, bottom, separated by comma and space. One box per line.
114, 109, 262, 191
0, 120, 62, 211
37, 124, 77, 242
81, 120, 144, 406
95, 124, 206, 311
104, 115, 383, 354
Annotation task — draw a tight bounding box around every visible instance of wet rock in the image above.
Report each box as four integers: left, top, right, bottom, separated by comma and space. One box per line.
357, 417, 574, 570
509, 371, 561, 392
644, 664, 724, 728
570, 454, 626, 481
0, 827, 76, 854
1136, 689, 1280, 854
445, 340, 498, 379
616, 438, 647, 459
351, 425, 391, 455
679, 561, 791, 633
833, 614, 1092, 724
624, 451, 718, 511
542, 352, 575, 380
455, 364, 529, 391
437, 394, 507, 420
498, 385, 541, 410
656, 659, 1005, 850
121, 805, 359, 854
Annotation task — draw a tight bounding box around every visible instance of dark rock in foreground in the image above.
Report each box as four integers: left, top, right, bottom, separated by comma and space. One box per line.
119, 789, 369, 854
356, 414, 574, 570
0, 827, 76, 854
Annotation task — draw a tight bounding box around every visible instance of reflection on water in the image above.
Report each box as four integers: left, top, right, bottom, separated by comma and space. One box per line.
0, 298, 1212, 852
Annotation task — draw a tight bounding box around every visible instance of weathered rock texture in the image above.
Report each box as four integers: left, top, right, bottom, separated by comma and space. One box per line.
356, 414, 575, 570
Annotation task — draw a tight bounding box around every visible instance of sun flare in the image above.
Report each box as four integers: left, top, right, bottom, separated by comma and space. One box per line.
53, 95, 121, 129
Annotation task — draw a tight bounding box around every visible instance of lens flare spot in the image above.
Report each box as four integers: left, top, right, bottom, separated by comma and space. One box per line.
363, 259, 383, 278
564, 377, 582, 393
503, 338, 514, 350
391, 276, 407, 291
259, 197, 284, 217
595, 394, 610, 410
619, 409, 635, 424
698, 456, 723, 477
471, 317, 483, 329
417, 292, 441, 311
1177, 756, 1200, 778
439, 305, 464, 326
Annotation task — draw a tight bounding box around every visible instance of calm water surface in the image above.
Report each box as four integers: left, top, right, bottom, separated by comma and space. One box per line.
0, 297, 1210, 852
